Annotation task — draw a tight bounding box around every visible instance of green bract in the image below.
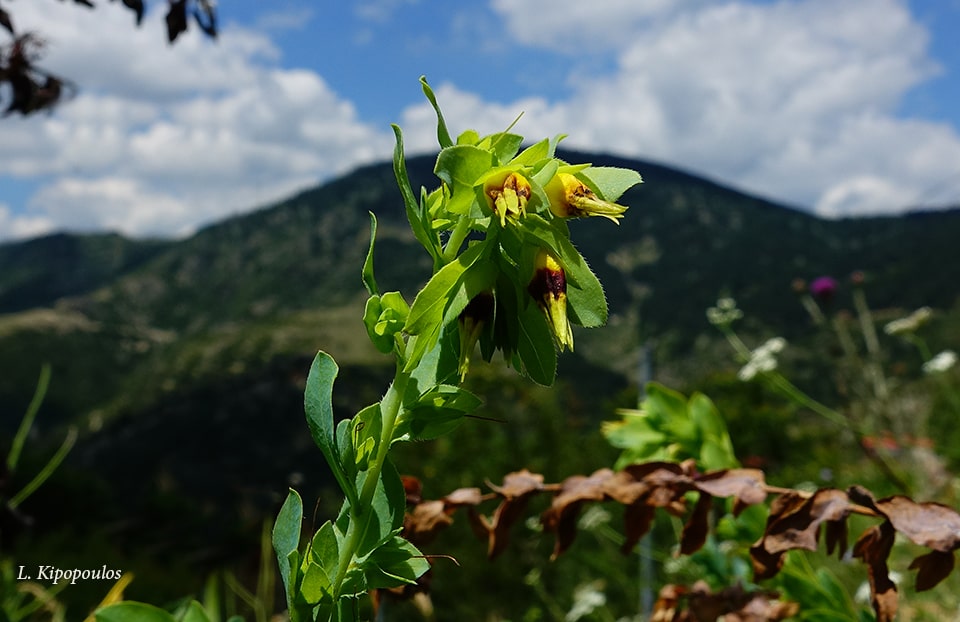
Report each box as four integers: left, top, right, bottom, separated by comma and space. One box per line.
272, 76, 642, 621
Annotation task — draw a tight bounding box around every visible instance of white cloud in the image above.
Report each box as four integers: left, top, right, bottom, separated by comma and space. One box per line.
1, 0, 392, 239
490, 0, 704, 52
465, 0, 960, 216
3, 0, 959, 241
0, 204, 55, 241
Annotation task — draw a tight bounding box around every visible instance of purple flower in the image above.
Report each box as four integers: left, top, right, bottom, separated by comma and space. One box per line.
809, 276, 838, 303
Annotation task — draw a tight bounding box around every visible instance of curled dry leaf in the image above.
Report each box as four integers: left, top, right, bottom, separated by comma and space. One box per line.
482, 470, 545, 558
541, 468, 614, 559
693, 468, 767, 515
750, 489, 853, 580
652, 581, 797, 622
853, 521, 898, 622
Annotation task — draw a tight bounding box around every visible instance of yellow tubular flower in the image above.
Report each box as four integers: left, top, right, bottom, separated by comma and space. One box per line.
528, 250, 574, 351
484, 172, 532, 227
545, 173, 627, 224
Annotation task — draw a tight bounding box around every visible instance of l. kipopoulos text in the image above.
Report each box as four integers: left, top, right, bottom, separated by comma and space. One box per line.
17, 564, 123, 585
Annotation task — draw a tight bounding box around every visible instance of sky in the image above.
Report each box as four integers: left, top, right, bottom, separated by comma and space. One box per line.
2, 0, 960, 241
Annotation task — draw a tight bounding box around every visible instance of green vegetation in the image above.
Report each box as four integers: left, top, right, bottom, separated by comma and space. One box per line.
1, 91, 959, 618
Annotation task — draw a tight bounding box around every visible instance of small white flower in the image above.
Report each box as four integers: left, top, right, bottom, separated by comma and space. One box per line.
884, 307, 933, 336
707, 298, 743, 326
923, 350, 957, 375
738, 337, 786, 380
566, 582, 607, 621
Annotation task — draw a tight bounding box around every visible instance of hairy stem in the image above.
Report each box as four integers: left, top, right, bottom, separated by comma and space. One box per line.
330, 371, 409, 600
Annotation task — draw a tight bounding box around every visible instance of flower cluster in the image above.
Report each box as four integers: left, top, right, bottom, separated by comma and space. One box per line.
923, 350, 957, 375
738, 337, 787, 381
707, 297, 743, 327
394, 79, 642, 384
884, 307, 933, 336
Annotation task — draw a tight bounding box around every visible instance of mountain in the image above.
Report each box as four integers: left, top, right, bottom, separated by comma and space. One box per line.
6, 151, 959, 422
2, 152, 959, 612
0, 231, 171, 314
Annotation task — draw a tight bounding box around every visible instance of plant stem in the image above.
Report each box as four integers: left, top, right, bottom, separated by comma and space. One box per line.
442, 216, 471, 263
7, 363, 51, 472
330, 371, 409, 601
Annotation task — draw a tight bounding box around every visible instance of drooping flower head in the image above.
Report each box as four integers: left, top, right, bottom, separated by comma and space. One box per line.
528, 250, 574, 351
545, 172, 628, 224
457, 291, 494, 380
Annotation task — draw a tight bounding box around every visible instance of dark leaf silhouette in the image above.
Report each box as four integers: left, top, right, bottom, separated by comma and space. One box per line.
116, 0, 145, 26
750, 488, 853, 580
541, 468, 613, 559
481, 470, 546, 558
853, 521, 898, 622
0, 7, 13, 34
193, 0, 217, 38
679, 492, 712, 555
3, 0, 218, 115
165, 0, 188, 43
909, 549, 955, 592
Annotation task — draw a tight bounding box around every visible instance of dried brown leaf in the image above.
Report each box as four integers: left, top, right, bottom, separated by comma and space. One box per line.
442, 487, 484, 507
694, 468, 767, 514
404, 500, 453, 546
482, 470, 545, 558
853, 521, 898, 622
622, 501, 656, 554
402, 475, 423, 505
873, 496, 960, 552
488, 469, 544, 499
542, 468, 613, 559
908, 549, 955, 592
824, 518, 848, 559
680, 493, 712, 556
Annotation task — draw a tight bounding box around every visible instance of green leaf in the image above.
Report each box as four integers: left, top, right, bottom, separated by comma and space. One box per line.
407, 322, 461, 401
363, 296, 390, 354
420, 76, 453, 148
7, 363, 50, 472
689, 393, 726, 440
300, 561, 332, 606
511, 138, 551, 167
362, 535, 430, 589
406, 242, 487, 336
577, 166, 643, 201
435, 145, 496, 189
643, 382, 689, 425
304, 352, 357, 505
362, 212, 378, 296
457, 129, 480, 145
272, 489, 303, 604
347, 458, 406, 559
351, 403, 382, 469
397, 384, 482, 441
301, 521, 338, 604
392, 124, 441, 267
95, 603, 177, 622
176, 601, 213, 622
479, 132, 524, 165
516, 301, 557, 386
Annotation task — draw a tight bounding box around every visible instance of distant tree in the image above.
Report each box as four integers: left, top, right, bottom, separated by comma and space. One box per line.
0, 0, 217, 116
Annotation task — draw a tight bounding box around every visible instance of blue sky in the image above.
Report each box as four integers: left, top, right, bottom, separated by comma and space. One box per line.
2, 0, 960, 240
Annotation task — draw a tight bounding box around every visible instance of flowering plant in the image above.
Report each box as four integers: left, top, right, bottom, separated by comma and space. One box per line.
269, 77, 642, 620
